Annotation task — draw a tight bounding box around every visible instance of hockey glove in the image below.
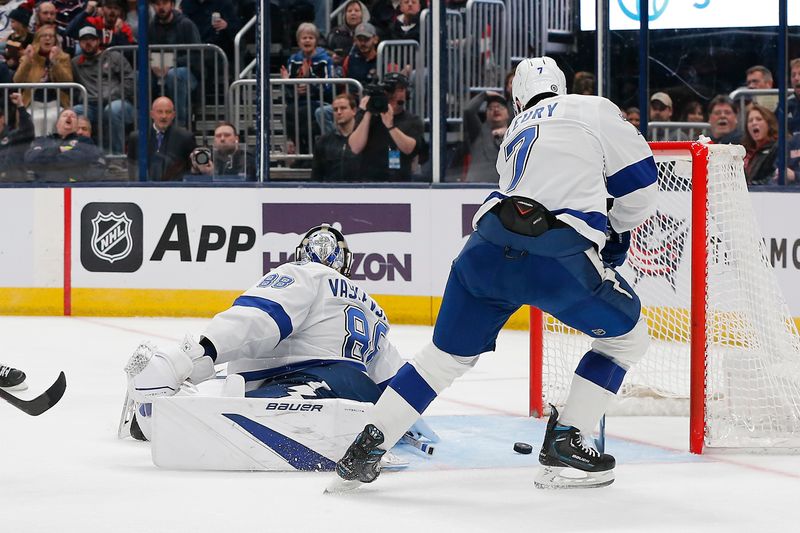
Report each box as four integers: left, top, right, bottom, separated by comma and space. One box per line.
601, 223, 631, 267
124, 335, 214, 404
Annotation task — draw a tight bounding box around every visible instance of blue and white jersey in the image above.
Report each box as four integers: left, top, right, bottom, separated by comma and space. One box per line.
473, 94, 658, 250
202, 261, 404, 387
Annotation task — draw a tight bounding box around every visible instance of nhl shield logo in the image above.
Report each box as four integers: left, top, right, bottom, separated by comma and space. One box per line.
91, 212, 133, 263
81, 202, 143, 272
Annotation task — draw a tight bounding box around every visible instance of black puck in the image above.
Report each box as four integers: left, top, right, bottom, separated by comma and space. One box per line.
513, 442, 533, 454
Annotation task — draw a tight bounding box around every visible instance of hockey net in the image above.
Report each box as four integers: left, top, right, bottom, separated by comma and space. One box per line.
530, 142, 800, 453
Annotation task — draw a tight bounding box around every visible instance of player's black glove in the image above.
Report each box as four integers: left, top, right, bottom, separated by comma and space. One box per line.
601, 223, 630, 267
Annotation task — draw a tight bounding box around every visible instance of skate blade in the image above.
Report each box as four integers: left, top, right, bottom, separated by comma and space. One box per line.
0, 383, 28, 392
380, 451, 409, 471
324, 476, 364, 495
534, 466, 615, 489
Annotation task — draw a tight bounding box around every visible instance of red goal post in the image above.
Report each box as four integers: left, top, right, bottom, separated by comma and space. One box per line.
529, 141, 800, 454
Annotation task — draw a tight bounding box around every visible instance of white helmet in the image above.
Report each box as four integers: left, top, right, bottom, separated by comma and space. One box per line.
295, 223, 353, 277
512, 56, 567, 114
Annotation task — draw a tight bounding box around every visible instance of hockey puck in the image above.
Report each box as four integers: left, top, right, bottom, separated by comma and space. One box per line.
513, 442, 533, 454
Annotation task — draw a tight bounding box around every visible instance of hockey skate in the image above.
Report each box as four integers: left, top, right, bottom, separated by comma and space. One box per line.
0, 365, 27, 391
534, 406, 615, 489
325, 424, 386, 494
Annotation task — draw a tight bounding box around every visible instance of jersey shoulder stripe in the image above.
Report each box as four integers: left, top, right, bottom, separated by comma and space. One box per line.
607, 156, 658, 198
233, 296, 293, 342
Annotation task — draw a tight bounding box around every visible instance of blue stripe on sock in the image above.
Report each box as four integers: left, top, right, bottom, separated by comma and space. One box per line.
234, 295, 293, 342
575, 350, 627, 393
388, 363, 438, 414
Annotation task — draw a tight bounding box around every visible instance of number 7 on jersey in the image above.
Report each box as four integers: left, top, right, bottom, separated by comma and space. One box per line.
503, 126, 539, 192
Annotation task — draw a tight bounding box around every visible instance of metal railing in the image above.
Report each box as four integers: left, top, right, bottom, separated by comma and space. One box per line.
251, 78, 363, 173
648, 121, 712, 142
83, 48, 135, 156
508, 0, 574, 62
420, 8, 466, 133
0, 82, 88, 135
547, 0, 575, 45
329, 1, 349, 26
377, 40, 420, 115
234, 16, 257, 81
728, 87, 794, 130
104, 44, 229, 141
465, 0, 509, 93
508, 0, 540, 62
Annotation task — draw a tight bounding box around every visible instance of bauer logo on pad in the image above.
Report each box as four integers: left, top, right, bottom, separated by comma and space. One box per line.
80, 202, 143, 272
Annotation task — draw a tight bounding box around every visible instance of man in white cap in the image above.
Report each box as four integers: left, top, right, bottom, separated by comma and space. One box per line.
649, 91, 673, 122
331, 56, 658, 492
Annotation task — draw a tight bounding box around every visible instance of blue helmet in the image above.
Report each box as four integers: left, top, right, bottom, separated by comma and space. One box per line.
295, 223, 353, 277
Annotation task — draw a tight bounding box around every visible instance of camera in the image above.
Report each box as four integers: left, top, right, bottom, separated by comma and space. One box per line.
191, 147, 212, 167
364, 72, 409, 115
364, 83, 389, 114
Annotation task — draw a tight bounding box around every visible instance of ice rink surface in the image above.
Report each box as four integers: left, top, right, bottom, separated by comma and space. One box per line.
2, 316, 799, 533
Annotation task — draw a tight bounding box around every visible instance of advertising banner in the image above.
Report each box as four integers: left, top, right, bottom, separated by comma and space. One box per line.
581, 0, 800, 31
4, 186, 800, 321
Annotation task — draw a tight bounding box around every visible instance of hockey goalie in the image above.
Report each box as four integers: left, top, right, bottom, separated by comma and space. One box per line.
119, 223, 436, 471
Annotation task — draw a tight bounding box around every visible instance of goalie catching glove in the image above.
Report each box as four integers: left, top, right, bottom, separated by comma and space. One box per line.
124, 335, 215, 404
601, 222, 631, 267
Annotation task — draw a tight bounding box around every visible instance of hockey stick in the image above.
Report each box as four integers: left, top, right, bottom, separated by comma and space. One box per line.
401, 431, 435, 456
0, 371, 66, 416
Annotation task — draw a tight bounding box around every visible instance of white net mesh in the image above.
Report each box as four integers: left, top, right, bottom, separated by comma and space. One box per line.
538, 143, 800, 449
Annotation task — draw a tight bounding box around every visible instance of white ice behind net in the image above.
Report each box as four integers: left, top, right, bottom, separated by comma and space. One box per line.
540, 144, 800, 449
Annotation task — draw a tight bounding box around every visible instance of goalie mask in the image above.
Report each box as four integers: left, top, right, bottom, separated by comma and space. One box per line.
296, 224, 353, 278
512, 56, 567, 115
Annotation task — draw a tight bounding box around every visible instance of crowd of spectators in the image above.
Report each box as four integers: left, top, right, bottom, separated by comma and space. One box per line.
615, 60, 800, 187
0, 0, 797, 186
0, 0, 254, 182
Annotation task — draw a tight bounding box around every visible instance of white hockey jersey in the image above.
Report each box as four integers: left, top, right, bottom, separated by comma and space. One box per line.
201, 261, 405, 387
473, 94, 658, 250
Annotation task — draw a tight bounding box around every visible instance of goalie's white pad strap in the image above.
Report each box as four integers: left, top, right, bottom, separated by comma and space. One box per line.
150, 396, 370, 471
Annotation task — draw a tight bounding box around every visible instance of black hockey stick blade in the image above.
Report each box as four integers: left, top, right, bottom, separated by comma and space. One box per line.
0, 371, 67, 416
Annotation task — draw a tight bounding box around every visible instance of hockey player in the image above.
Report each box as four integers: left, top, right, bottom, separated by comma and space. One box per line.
333, 56, 658, 490
123, 224, 434, 456
0, 364, 27, 391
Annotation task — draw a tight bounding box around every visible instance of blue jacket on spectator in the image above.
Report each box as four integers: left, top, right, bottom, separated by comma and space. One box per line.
787, 95, 800, 135
286, 47, 334, 102
25, 133, 107, 182
0, 106, 35, 182
343, 46, 378, 87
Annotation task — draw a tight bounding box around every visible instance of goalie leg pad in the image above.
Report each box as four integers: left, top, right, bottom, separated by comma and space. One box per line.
150, 396, 371, 471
